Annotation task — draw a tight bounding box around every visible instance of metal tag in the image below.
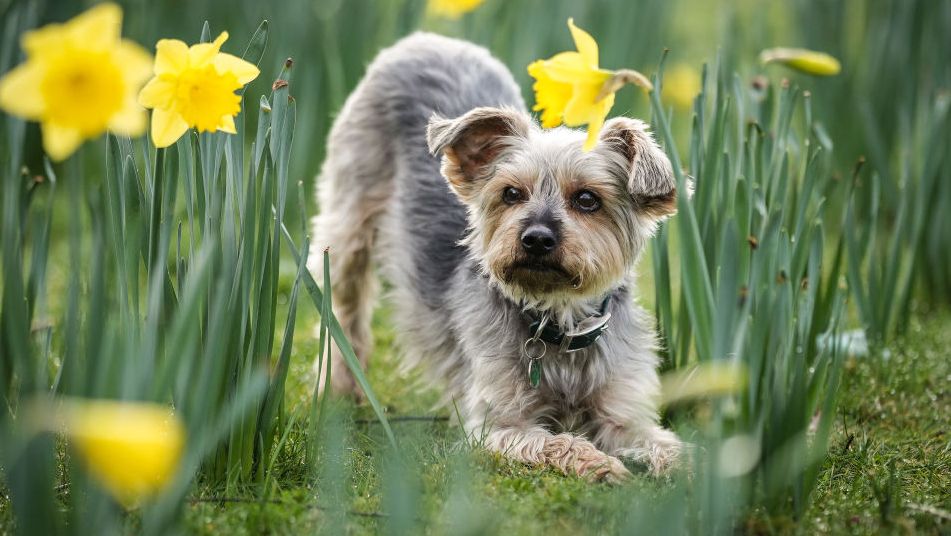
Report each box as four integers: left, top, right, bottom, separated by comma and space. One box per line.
529, 359, 541, 388
523, 316, 549, 388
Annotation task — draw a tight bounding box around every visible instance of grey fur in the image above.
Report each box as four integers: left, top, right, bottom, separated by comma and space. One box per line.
310, 32, 681, 480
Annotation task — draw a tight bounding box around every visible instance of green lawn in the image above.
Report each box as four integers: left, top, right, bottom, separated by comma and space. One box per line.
179, 304, 951, 535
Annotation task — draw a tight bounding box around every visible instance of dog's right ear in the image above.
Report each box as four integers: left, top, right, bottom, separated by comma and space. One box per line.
427, 107, 530, 201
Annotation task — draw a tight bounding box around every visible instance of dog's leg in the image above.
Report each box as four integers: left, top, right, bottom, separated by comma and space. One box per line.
590, 379, 683, 476
476, 425, 632, 483
311, 87, 394, 398
597, 422, 682, 477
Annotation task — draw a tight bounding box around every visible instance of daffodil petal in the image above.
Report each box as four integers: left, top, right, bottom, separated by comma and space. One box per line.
562, 81, 613, 126
541, 52, 592, 82
567, 18, 599, 68
41, 122, 84, 161
427, 0, 485, 19
186, 44, 216, 67
114, 41, 154, 85
108, 95, 146, 136
217, 114, 237, 134
0, 61, 46, 119
150, 108, 189, 148
137, 77, 176, 110
21, 24, 67, 58
68, 2, 122, 50
188, 31, 228, 67
760, 47, 841, 76
154, 39, 189, 76
583, 110, 607, 152
64, 399, 185, 506
212, 53, 260, 85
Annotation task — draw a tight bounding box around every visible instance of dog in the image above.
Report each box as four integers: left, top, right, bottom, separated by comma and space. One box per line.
310, 32, 682, 481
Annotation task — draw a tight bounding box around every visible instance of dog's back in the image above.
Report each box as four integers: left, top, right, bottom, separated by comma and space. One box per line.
311, 33, 524, 393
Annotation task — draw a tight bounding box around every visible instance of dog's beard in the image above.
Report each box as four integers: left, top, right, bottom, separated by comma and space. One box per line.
502, 260, 579, 294
471, 232, 618, 323
492, 257, 594, 317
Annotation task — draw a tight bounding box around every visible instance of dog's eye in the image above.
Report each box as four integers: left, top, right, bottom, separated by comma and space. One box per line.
502, 186, 523, 205
573, 190, 601, 212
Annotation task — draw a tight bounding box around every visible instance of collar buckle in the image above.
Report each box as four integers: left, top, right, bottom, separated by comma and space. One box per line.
560, 311, 612, 353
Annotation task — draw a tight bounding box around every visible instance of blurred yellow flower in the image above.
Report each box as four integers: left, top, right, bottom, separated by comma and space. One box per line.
64, 399, 185, 506
427, 0, 485, 19
662, 63, 701, 110
527, 19, 651, 151
660, 361, 748, 407
0, 3, 152, 161
760, 47, 841, 76
138, 32, 259, 148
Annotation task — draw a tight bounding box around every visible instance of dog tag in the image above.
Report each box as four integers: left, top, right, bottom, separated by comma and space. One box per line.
522, 337, 546, 388
529, 359, 541, 388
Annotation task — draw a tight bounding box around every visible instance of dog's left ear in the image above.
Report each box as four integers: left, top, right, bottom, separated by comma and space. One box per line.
597, 117, 679, 219
427, 107, 530, 201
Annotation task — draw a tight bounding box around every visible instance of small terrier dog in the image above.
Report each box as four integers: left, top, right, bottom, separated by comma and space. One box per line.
311, 33, 681, 480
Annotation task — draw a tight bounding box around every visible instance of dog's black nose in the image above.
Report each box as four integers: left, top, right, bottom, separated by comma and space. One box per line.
521, 224, 558, 256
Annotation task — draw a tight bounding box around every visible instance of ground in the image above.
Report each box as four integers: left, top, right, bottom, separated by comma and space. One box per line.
178, 305, 951, 535
0, 287, 948, 535
801, 312, 951, 535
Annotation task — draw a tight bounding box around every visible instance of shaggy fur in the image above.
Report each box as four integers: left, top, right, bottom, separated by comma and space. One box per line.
310, 32, 681, 480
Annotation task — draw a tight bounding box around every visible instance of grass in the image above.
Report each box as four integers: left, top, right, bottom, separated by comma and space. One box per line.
803, 312, 951, 534
161, 304, 951, 534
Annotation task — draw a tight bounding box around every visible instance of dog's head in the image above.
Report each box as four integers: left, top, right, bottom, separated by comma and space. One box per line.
427, 107, 676, 307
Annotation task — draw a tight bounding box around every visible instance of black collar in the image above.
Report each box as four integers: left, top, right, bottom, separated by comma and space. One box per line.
524, 293, 614, 353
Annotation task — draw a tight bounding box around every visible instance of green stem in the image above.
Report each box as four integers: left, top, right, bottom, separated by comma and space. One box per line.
148, 147, 166, 276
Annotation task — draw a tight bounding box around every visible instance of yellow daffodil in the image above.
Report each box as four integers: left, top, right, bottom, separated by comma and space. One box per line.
528, 19, 652, 151
138, 32, 259, 148
427, 0, 485, 19
63, 399, 185, 506
759, 47, 842, 76
662, 63, 701, 111
659, 361, 748, 407
0, 3, 152, 161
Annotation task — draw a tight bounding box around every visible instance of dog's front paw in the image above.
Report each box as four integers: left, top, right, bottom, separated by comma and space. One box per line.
543, 434, 632, 483
647, 438, 682, 477
643, 428, 683, 477
617, 428, 683, 477
587, 455, 632, 484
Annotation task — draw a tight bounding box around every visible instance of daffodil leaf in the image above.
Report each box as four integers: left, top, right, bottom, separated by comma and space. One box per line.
253, 95, 270, 173
269, 58, 293, 163
259, 236, 308, 464
277, 220, 398, 450
241, 20, 269, 71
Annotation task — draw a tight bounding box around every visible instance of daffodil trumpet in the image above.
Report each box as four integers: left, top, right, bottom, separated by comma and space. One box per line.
595, 68, 654, 103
